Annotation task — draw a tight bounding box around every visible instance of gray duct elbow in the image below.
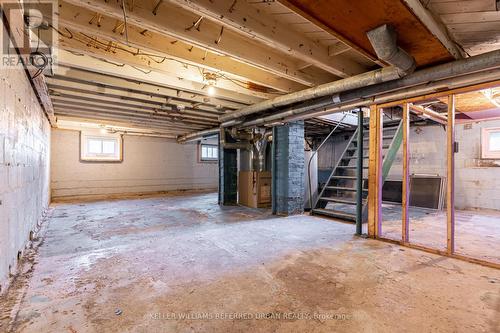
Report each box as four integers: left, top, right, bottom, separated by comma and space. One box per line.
367, 24, 416, 77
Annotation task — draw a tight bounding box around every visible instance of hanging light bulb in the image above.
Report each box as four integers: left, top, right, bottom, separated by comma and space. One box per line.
207, 85, 216, 96
203, 72, 217, 97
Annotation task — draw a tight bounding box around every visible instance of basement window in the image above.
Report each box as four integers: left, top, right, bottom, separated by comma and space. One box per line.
200, 144, 218, 162
481, 127, 500, 159
80, 132, 122, 162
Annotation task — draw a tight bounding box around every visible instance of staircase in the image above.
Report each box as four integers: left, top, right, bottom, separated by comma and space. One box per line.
311, 120, 403, 222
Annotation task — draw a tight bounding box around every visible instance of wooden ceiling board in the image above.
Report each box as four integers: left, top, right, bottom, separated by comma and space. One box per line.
424, 1, 500, 56
428, 0, 496, 15
280, 0, 454, 67
437, 90, 498, 113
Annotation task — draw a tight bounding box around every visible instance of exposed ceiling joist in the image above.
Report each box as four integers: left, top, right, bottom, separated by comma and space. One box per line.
328, 42, 351, 56
401, 0, 465, 59
56, 116, 181, 137
63, 0, 335, 87
55, 50, 260, 106
48, 88, 224, 116
166, 0, 367, 78
53, 102, 209, 129
55, 114, 193, 135
55, 1, 307, 93
47, 70, 245, 111
51, 96, 220, 124
57, 35, 273, 100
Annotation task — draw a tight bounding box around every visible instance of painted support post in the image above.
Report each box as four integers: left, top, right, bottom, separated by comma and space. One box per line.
402, 103, 410, 243
356, 109, 364, 235
273, 121, 305, 216
271, 127, 277, 214
218, 131, 238, 205
447, 95, 455, 254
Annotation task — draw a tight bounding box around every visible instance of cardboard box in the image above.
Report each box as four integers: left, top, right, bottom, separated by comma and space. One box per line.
238, 171, 272, 208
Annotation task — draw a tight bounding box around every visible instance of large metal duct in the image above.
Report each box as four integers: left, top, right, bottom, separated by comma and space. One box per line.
366, 24, 416, 76
217, 25, 418, 124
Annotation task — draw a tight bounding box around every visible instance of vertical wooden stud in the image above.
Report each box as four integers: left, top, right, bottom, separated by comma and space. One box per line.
447, 95, 455, 254
368, 105, 382, 238
402, 103, 410, 243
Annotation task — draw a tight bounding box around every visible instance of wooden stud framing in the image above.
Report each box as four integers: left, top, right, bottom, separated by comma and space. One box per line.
368, 105, 382, 238
402, 103, 410, 243
367, 83, 500, 269
447, 94, 456, 254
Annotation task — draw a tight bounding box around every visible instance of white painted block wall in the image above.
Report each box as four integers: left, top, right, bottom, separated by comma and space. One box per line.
389, 121, 500, 210
0, 67, 51, 292
50, 129, 218, 199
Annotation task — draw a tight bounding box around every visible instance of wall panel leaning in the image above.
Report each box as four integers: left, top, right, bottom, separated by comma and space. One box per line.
50, 129, 218, 200
0, 66, 51, 291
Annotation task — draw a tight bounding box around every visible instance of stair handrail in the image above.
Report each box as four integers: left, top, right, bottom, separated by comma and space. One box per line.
313, 125, 360, 211
307, 113, 348, 210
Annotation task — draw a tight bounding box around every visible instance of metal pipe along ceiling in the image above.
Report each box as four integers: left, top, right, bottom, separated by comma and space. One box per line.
218, 49, 500, 125
178, 49, 500, 143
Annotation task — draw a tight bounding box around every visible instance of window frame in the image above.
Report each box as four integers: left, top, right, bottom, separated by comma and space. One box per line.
199, 143, 218, 163
481, 127, 500, 159
80, 131, 123, 162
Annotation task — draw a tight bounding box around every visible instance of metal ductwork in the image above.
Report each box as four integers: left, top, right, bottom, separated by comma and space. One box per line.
217, 25, 415, 125
220, 128, 252, 150
367, 24, 416, 76
177, 128, 219, 143
218, 67, 401, 124
179, 49, 500, 144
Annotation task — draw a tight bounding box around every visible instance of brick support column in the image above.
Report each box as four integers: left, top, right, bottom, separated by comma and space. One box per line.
273, 121, 305, 215
218, 132, 238, 205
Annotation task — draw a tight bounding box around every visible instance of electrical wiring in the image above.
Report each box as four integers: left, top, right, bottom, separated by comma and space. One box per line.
50, 25, 284, 95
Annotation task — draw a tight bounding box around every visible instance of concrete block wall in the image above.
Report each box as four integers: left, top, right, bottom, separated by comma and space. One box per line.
0, 66, 51, 291
274, 121, 305, 215
388, 121, 500, 210
454, 120, 500, 210
321, 120, 500, 210
50, 129, 218, 200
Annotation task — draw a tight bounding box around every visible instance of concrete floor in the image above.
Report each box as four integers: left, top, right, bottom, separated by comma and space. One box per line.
381, 204, 500, 264
0, 191, 499, 333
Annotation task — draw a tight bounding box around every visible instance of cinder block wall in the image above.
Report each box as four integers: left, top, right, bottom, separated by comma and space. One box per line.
50, 129, 218, 200
0, 67, 51, 291
320, 121, 500, 211
389, 121, 500, 210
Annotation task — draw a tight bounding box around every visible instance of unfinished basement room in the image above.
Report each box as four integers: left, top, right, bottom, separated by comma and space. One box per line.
1, 0, 500, 332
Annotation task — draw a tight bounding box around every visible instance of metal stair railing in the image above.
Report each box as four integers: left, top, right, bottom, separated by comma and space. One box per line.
312, 125, 359, 211
306, 113, 348, 210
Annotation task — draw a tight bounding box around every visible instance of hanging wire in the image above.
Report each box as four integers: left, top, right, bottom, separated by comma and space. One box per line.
50, 25, 284, 94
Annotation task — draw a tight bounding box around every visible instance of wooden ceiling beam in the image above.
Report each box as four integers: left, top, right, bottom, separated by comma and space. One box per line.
401, 0, 465, 59
56, 34, 272, 101
50, 96, 220, 124
166, 0, 367, 78
47, 69, 245, 111
53, 102, 210, 129
47, 87, 224, 115
63, 0, 332, 87
55, 50, 260, 106
55, 114, 195, 135
54, 1, 306, 93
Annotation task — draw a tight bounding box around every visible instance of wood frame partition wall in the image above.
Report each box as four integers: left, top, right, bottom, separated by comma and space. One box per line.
367, 81, 500, 270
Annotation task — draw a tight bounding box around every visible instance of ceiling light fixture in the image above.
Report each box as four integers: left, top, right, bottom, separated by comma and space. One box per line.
207, 85, 216, 96
203, 72, 217, 97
